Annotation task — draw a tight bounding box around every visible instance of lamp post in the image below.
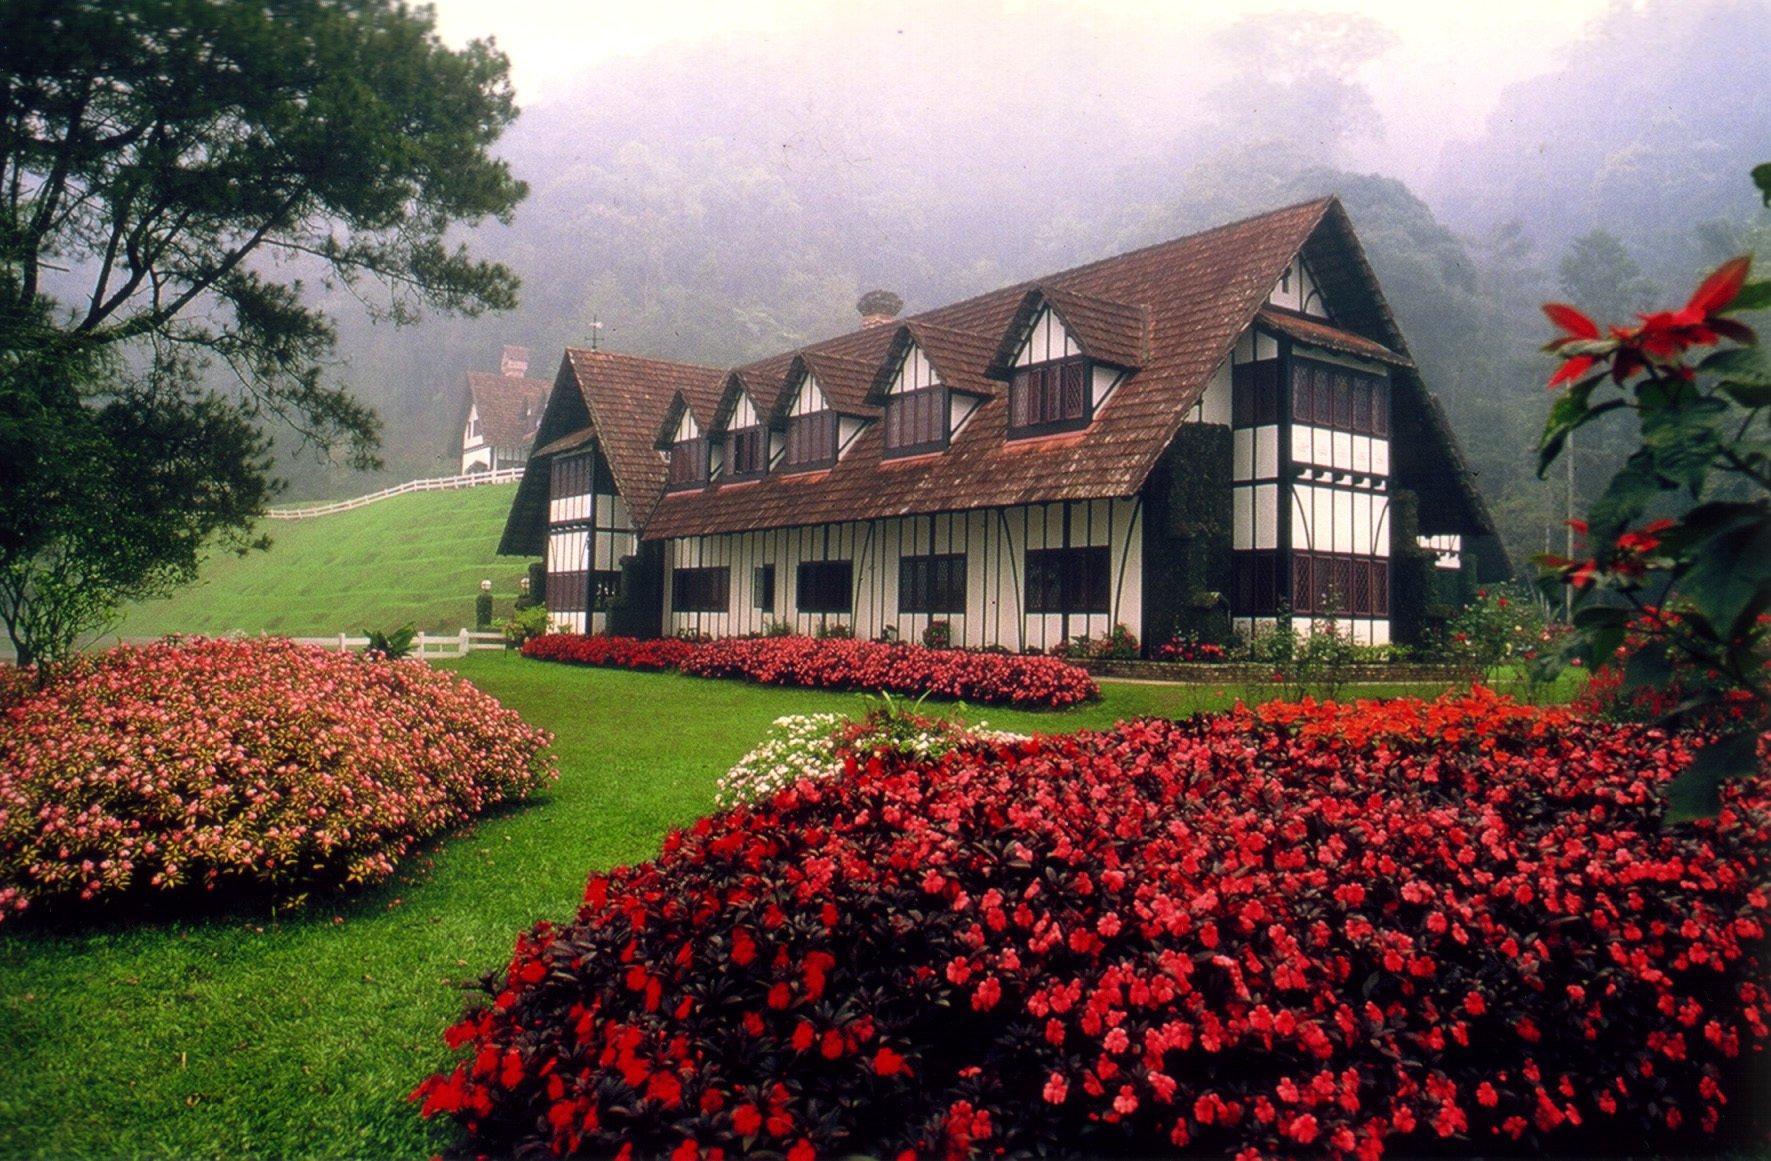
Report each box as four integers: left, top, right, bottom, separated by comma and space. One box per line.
476, 579, 494, 630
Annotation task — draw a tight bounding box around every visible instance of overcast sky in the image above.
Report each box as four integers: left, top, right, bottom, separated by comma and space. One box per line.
428, 0, 1620, 184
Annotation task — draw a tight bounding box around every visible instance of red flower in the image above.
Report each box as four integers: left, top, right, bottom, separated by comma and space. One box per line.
873, 1046, 909, 1077
732, 1104, 763, 1136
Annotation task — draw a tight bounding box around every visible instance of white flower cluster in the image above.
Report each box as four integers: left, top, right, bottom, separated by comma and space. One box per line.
715, 714, 847, 808
716, 711, 1029, 808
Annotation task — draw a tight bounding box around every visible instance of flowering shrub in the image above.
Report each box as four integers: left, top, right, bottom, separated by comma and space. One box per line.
522, 633, 697, 671
1150, 632, 1228, 663
0, 637, 554, 923
521, 633, 1099, 710
715, 708, 1027, 808
716, 714, 847, 808
414, 689, 1770, 1158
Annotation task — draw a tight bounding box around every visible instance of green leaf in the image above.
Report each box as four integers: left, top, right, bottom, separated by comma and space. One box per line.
1621, 642, 1674, 692
1587, 455, 1667, 538
1671, 503, 1771, 637
1639, 395, 1729, 495
1721, 381, 1771, 409
1729, 279, 1771, 313
1754, 162, 1771, 208
1666, 729, 1759, 822
1700, 346, 1771, 385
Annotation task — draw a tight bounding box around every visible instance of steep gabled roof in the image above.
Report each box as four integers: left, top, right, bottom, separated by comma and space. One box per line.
987, 285, 1148, 378
502, 196, 1499, 567
710, 367, 784, 433
643, 197, 1338, 539
769, 351, 882, 425
1254, 306, 1411, 368
465, 371, 550, 448
866, 320, 1003, 404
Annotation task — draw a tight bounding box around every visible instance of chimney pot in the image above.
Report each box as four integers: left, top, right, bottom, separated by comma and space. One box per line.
856, 289, 903, 329
500, 345, 531, 377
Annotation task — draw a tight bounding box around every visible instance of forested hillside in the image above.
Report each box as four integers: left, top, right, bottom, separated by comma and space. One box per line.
280, 0, 1769, 575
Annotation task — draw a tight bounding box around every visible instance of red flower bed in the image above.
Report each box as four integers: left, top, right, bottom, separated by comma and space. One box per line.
521, 633, 698, 672
0, 637, 554, 924
520, 633, 1099, 710
415, 690, 1770, 1158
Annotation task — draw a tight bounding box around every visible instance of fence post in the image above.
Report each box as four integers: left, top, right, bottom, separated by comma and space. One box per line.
416, 630, 427, 657
338, 632, 347, 651
458, 628, 469, 656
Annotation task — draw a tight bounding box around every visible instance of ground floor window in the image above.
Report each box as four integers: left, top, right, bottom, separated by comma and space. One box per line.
899, 553, 967, 614
672, 566, 729, 613
591, 570, 623, 610
1231, 550, 1282, 616
753, 565, 776, 611
1292, 553, 1388, 617
797, 560, 853, 614
1025, 546, 1110, 614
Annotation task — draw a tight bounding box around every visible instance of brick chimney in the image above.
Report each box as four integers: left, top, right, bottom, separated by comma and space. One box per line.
500, 345, 531, 377
856, 290, 903, 329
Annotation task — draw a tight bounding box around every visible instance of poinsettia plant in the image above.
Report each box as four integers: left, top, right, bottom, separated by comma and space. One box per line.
1537, 165, 1771, 815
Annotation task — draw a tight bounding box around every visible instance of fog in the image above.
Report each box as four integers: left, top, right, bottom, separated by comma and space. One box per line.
292, 0, 1771, 571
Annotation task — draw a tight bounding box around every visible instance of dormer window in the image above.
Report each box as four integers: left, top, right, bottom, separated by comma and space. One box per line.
726, 425, 766, 481
1009, 356, 1091, 437
884, 385, 948, 455
668, 436, 709, 489
784, 411, 837, 470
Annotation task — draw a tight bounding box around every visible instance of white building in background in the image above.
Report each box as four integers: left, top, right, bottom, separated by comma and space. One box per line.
458, 346, 550, 473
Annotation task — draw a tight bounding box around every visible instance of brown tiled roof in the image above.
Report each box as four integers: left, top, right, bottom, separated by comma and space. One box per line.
560, 350, 725, 527
865, 321, 1004, 404
1254, 306, 1411, 368
466, 372, 550, 448
989, 285, 1148, 376
501, 196, 1500, 567
711, 366, 788, 432
644, 197, 1340, 539
769, 351, 882, 424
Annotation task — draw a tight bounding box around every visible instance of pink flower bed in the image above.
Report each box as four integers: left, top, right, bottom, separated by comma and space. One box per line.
520, 634, 1099, 709
415, 690, 1770, 1158
0, 637, 554, 924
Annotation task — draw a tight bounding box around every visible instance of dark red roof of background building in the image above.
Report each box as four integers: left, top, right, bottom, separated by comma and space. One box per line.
466, 372, 551, 449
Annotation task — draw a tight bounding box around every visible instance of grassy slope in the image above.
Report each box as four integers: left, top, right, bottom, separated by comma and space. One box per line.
112, 484, 531, 640
0, 658, 1479, 1158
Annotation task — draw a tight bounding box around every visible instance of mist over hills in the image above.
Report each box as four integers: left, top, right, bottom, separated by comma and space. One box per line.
285, 0, 1770, 573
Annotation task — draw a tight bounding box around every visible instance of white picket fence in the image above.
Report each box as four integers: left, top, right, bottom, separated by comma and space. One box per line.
265, 467, 524, 520
288, 629, 507, 658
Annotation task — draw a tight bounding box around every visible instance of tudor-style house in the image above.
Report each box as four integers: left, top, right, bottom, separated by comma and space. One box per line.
457, 346, 551, 473
500, 199, 1504, 650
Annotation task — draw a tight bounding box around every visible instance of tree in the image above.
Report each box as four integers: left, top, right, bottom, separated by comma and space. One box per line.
0, 0, 527, 667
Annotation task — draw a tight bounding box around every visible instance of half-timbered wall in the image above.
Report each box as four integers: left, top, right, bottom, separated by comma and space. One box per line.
1223, 325, 1395, 645
545, 442, 637, 634
662, 499, 1143, 651
1266, 254, 1330, 318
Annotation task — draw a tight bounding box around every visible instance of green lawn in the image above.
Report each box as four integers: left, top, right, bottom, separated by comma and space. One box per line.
110, 484, 532, 641
0, 657, 1482, 1158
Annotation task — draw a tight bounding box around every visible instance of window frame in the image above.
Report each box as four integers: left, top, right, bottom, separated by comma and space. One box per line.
1024, 546, 1111, 615
782, 410, 838, 472
883, 385, 949, 458
667, 436, 709, 491
898, 553, 968, 615
1008, 355, 1093, 438
725, 424, 767, 482
671, 566, 729, 613
795, 560, 853, 614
